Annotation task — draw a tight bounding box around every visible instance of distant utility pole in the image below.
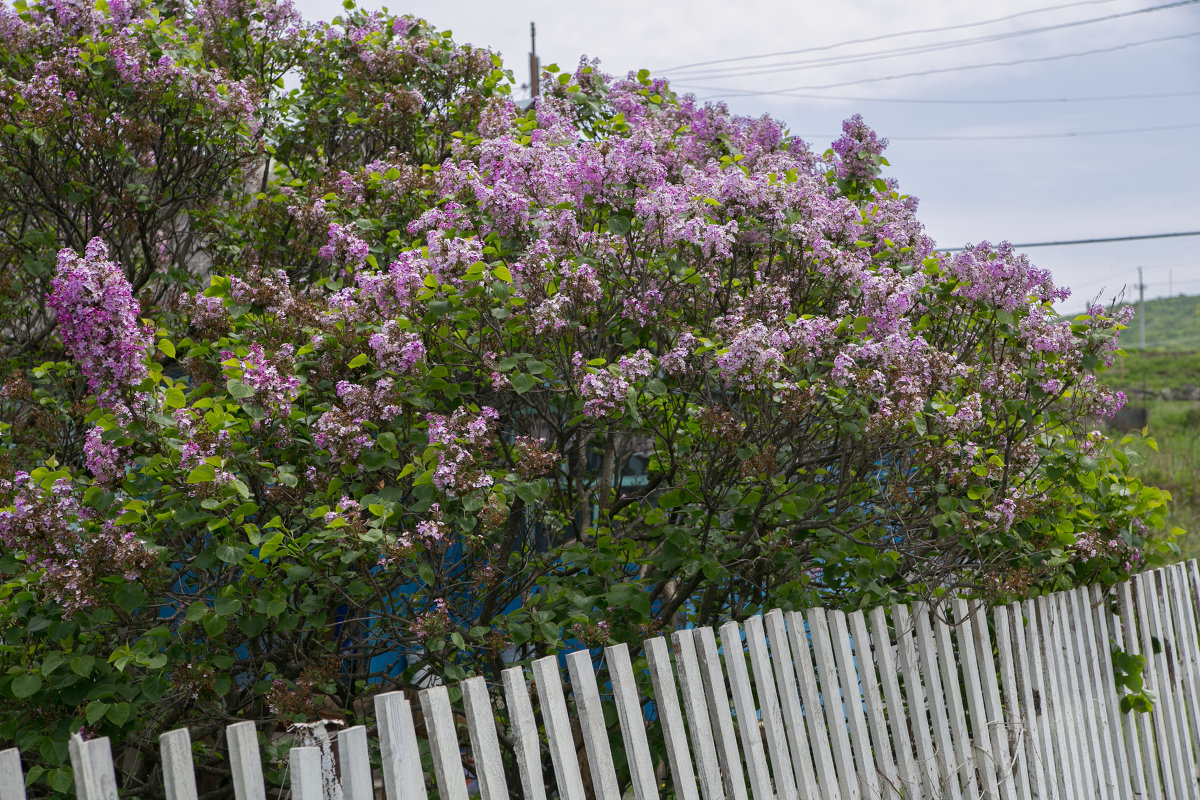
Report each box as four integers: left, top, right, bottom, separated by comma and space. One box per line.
529, 22, 540, 100
1138, 265, 1146, 349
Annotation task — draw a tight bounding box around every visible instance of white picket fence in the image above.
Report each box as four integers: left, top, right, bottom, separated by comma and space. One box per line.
5, 560, 1200, 800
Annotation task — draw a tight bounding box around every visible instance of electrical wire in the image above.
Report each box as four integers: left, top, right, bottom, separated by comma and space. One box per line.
937, 230, 1200, 252
795, 121, 1200, 141
667, 1, 1200, 82
656, 0, 1122, 73
689, 31, 1200, 97
756, 89, 1200, 105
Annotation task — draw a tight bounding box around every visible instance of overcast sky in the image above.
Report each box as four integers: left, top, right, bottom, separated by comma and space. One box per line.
295, 0, 1200, 314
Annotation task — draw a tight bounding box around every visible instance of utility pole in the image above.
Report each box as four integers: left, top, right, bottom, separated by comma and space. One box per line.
529, 22, 540, 100
1138, 265, 1146, 349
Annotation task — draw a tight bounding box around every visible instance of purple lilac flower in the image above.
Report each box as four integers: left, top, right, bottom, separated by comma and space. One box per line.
47, 238, 151, 409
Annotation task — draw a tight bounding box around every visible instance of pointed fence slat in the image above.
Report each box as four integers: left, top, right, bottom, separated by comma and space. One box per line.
1088, 585, 1134, 800
949, 598, 1000, 800
159, 728, 198, 800
912, 604, 964, 800
18, 561, 1200, 800
69, 736, 118, 800
784, 610, 843, 799
693, 627, 749, 800
374, 692, 426, 800
930, 604, 977, 799
993, 603, 1032, 800
565, 650, 620, 800
605, 642, 659, 800
647, 636, 701, 800
1153, 569, 1200, 798
0, 749, 26, 800
827, 610, 880, 800
719, 620, 775, 800
225, 721, 266, 800
419, 685, 469, 800
763, 609, 819, 797
501, 666, 548, 800
1168, 564, 1200, 773
671, 629, 727, 800
1136, 571, 1189, 800
336, 726, 373, 800
1117, 580, 1165, 800
867, 606, 919, 799
531, 656, 588, 800
461, 677, 509, 800
1071, 587, 1121, 800
807, 607, 861, 800
742, 614, 799, 800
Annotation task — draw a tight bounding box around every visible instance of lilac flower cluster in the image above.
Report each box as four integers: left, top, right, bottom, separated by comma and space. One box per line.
830, 113, 889, 183
368, 320, 425, 373
576, 350, 654, 419
47, 238, 151, 409
84, 426, 129, 486
225, 344, 301, 422
425, 407, 499, 492
0, 472, 154, 613
313, 379, 403, 462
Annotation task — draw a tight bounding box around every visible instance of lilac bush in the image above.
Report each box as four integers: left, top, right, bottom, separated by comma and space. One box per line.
0, 9, 1176, 799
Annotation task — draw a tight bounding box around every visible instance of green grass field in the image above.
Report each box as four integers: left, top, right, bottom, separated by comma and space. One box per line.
1088, 295, 1200, 557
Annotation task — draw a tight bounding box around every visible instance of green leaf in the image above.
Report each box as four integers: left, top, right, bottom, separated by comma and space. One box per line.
203, 614, 229, 637
492, 264, 512, 283
238, 615, 267, 637
226, 379, 255, 399
165, 386, 186, 409
510, 373, 536, 394
158, 339, 176, 358
187, 464, 216, 483
86, 701, 110, 724
106, 702, 131, 726
70, 655, 95, 677
11, 674, 41, 698
348, 353, 369, 368
607, 215, 631, 236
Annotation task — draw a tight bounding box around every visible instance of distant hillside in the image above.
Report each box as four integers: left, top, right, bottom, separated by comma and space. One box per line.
1077, 294, 1200, 391
1103, 294, 1200, 352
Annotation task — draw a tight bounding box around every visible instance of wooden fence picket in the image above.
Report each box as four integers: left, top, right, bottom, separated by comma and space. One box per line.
460, 676, 509, 800
762, 609, 819, 798
783, 610, 843, 799
604, 642, 659, 800
530, 655, 587, 800
335, 726, 372, 800
948, 598, 999, 800
159, 728, 198, 800
692, 627, 749, 800
646, 636, 701, 800
565, 650, 620, 800
742, 614, 799, 800
671, 628, 727, 800
719, 620, 774, 800
0, 748, 25, 800
500, 666, 547, 800
826, 610, 879, 800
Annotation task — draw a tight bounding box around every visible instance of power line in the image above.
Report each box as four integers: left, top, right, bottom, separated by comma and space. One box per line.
689, 31, 1200, 97
755, 89, 1200, 105
657, 0, 1121, 73
937, 230, 1200, 252
797, 121, 1200, 141
666, 1, 1200, 82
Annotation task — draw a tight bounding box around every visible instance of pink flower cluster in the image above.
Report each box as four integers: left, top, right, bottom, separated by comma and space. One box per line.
368, 321, 425, 373
227, 344, 301, 422
47, 238, 151, 409
576, 350, 655, 419
0, 472, 154, 613
425, 407, 499, 492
